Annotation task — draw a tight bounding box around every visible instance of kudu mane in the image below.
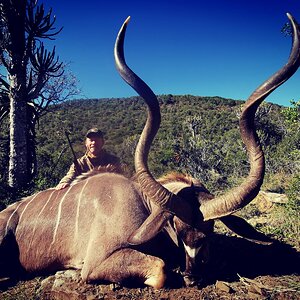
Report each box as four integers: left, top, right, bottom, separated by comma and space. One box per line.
158, 172, 197, 186
158, 172, 212, 197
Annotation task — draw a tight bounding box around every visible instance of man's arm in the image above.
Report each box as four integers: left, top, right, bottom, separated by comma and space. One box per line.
55, 163, 79, 190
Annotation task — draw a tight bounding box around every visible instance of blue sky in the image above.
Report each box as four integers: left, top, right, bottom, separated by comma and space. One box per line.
43, 0, 300, 107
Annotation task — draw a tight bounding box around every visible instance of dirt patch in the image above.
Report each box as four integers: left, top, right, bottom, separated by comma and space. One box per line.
1, 235, 299, 299
1, 272, 299, 299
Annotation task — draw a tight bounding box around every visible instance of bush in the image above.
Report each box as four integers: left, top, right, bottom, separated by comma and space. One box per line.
265, 174, 300, 248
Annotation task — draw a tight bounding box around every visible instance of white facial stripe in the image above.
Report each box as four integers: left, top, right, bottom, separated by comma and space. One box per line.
183, 242, 201, 259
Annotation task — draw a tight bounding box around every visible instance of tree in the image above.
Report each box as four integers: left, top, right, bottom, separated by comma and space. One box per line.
281, 100, 300, 126
0, 0, 78, 190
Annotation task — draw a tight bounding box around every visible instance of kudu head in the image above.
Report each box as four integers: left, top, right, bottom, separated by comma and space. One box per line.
114, 14, 300, 283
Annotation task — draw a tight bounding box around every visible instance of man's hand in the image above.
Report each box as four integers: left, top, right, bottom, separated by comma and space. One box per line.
55, 183, 70, 190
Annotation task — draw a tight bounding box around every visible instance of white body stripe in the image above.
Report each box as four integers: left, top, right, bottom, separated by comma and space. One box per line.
28, 189, 56, 248
15, 192, 42, 236
5, 202, 23, 235
51, 186, 73, 245
36, 189, 56, 219
75, 178, 90, 240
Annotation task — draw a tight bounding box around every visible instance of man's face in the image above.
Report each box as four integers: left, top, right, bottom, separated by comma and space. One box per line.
85, 136, 104, 157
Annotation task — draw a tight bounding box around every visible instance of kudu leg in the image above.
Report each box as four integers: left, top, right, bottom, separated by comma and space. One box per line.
81, 248, 166, 288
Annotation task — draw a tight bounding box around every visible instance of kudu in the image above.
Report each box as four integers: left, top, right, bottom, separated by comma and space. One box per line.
0, 14, 299, 289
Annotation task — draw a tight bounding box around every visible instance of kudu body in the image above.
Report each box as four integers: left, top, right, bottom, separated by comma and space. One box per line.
0, 14, 300, 288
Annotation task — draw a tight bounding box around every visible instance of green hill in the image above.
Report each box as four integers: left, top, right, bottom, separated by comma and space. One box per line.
0, 95, 298, 197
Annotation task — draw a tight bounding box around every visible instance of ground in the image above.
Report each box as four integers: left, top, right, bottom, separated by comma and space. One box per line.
0, 273, 299, 299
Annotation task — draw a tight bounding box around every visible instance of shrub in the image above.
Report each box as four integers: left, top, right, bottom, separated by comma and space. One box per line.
265, 174, 300, 248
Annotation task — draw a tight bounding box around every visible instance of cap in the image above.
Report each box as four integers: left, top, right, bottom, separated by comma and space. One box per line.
86, 128, 104, 138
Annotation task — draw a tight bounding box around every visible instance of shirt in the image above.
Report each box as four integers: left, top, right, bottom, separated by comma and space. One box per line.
58, 150, 121, 185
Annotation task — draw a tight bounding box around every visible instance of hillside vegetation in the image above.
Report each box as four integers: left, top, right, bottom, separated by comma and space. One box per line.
0, 95, 299, 246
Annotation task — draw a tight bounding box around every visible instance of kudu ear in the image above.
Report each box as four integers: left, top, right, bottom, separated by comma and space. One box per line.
219, 215, 273, 245
128, 208, 173, 245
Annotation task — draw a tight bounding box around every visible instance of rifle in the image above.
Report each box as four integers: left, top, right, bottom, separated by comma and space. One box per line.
65, 131, 81, 174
